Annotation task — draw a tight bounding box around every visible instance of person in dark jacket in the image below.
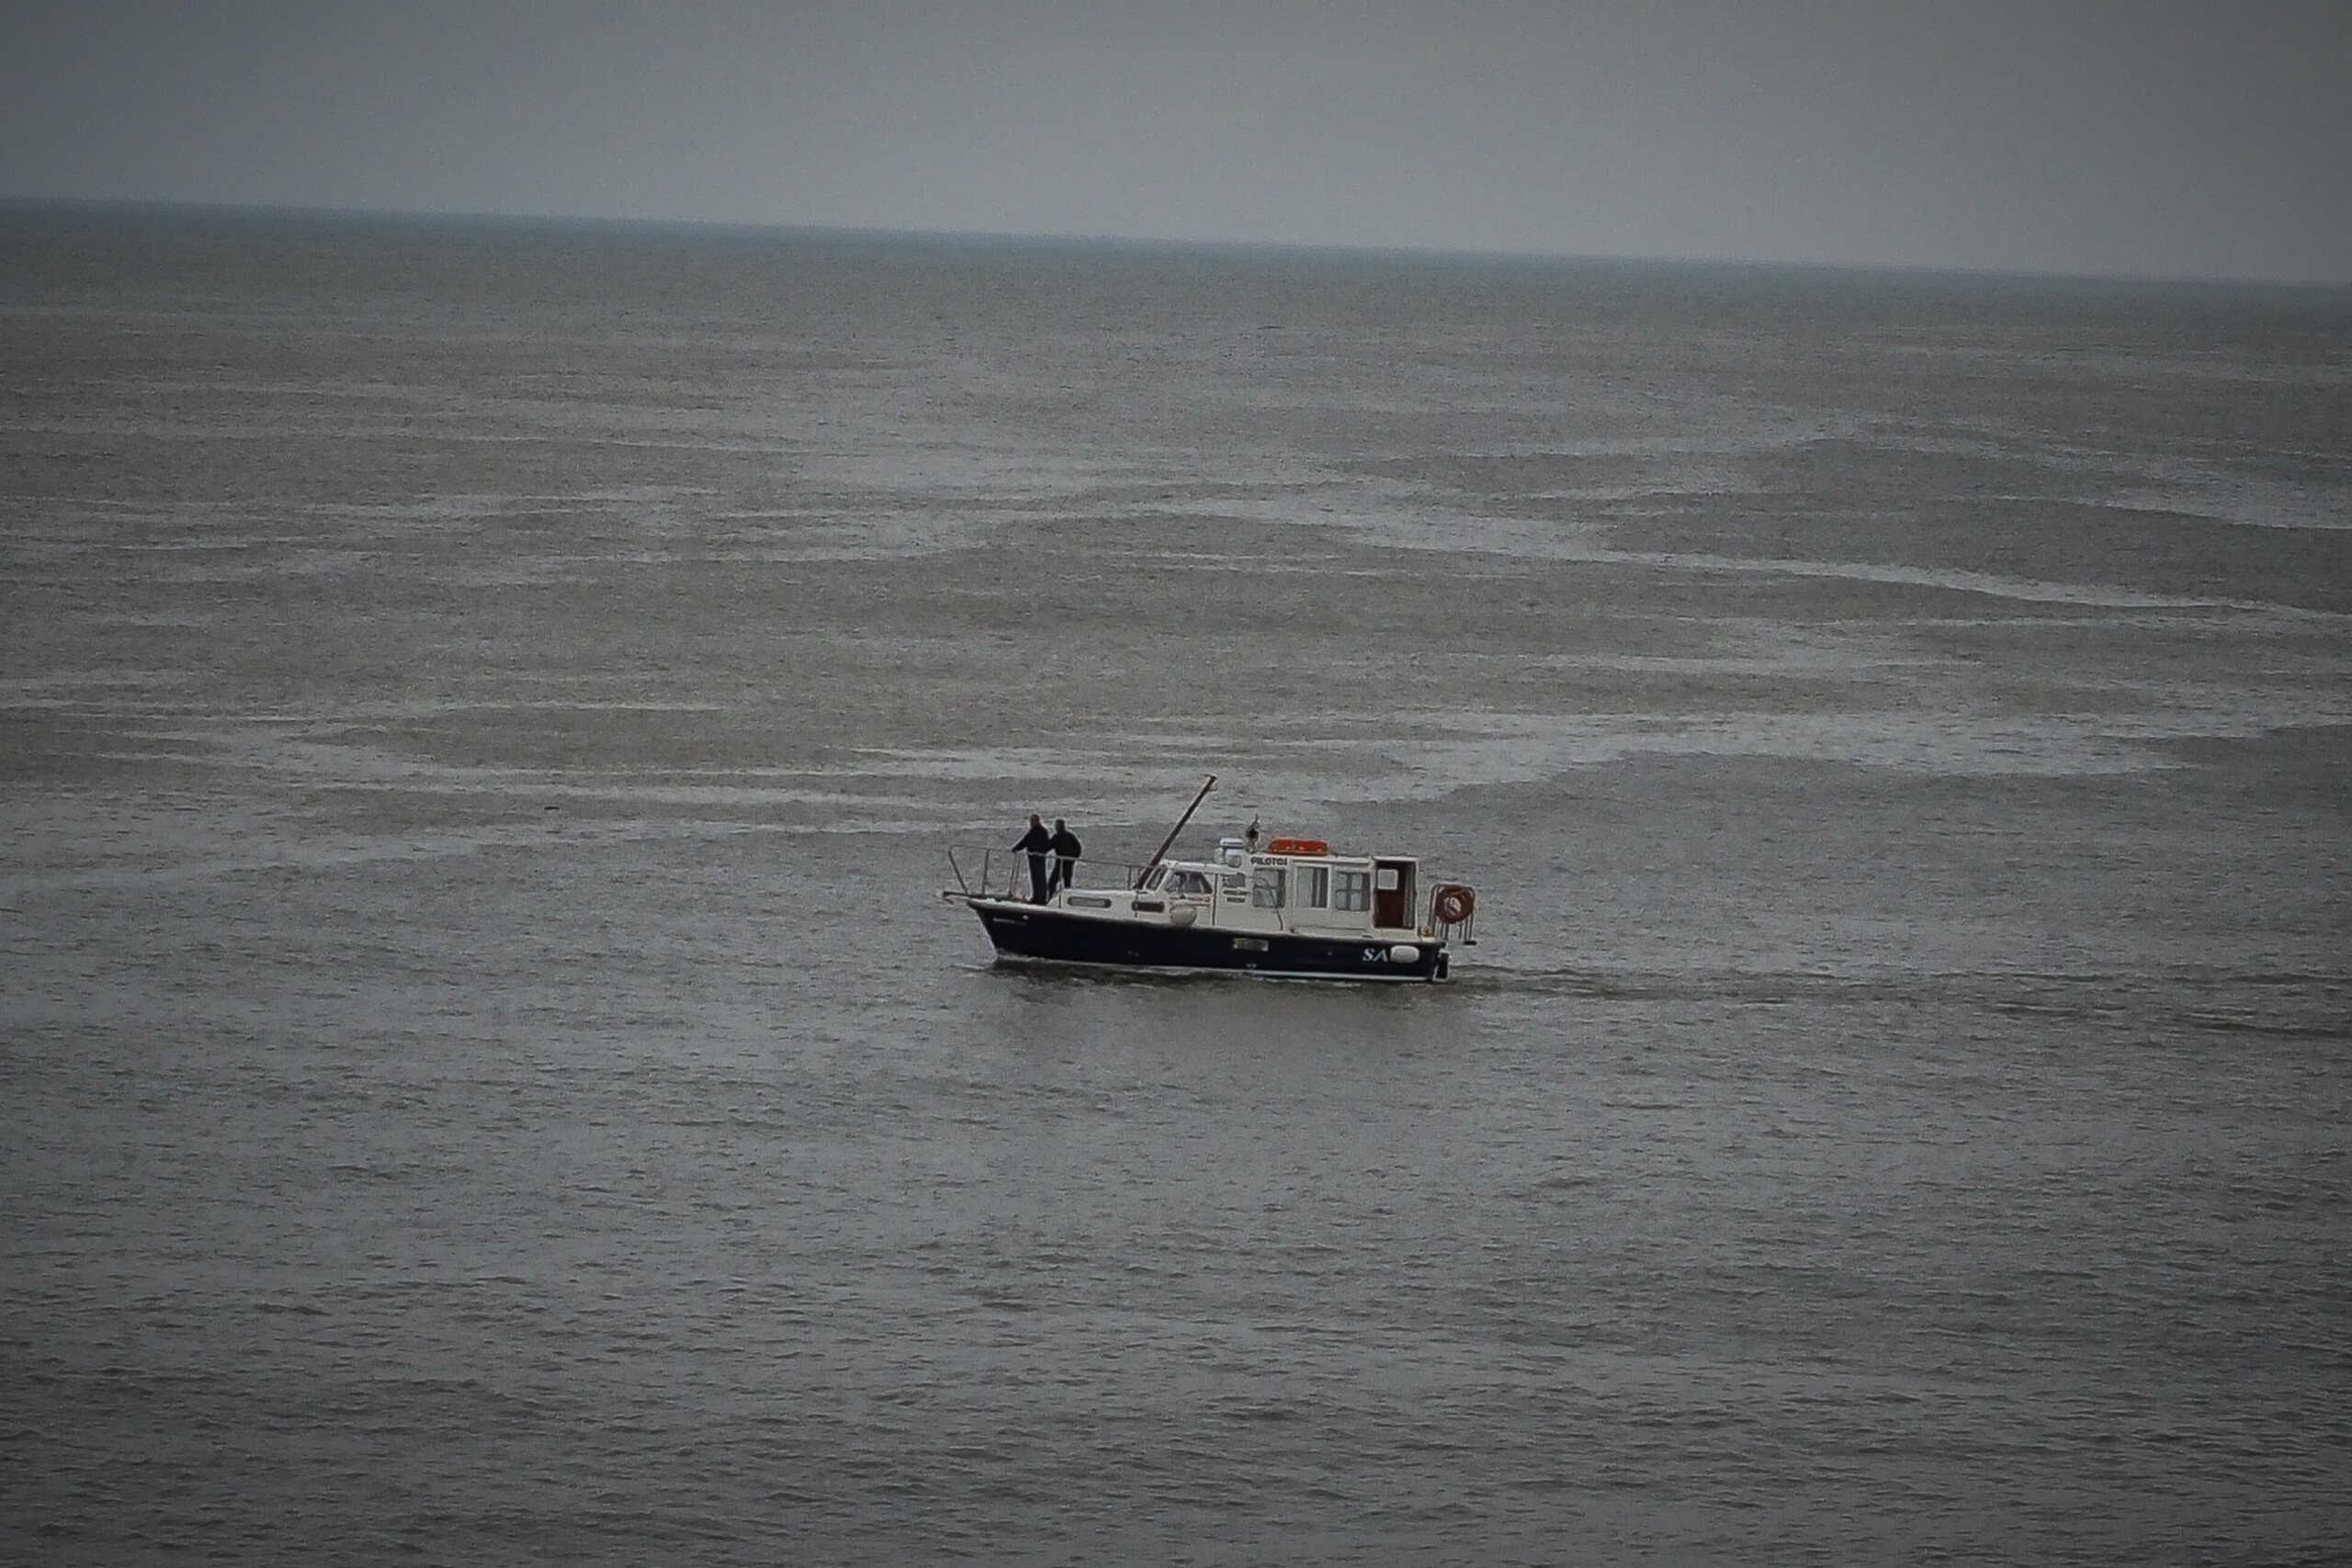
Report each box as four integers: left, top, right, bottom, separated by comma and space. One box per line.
1048, 818, 1082, 895
1013, 814, 1053, 902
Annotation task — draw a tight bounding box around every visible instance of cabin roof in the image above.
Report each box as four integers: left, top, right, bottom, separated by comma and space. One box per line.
1159, 849, 1416, 871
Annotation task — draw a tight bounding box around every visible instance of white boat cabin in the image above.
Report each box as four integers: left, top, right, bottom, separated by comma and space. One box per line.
1054, 836, 1427, 938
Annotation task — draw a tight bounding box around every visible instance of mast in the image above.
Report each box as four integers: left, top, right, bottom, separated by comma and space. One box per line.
1139, 773, 1216, 885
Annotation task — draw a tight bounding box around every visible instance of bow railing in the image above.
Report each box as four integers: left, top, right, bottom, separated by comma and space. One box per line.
942, 845, 1165, 903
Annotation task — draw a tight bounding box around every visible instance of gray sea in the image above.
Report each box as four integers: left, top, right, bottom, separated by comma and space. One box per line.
5, 203, 2349, 1564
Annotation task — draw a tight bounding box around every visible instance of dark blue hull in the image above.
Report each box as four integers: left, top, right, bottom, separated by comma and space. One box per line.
967, 899, 1449, 982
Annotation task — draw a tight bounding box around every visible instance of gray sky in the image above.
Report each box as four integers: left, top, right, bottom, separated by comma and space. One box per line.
6, 0, 2348, 282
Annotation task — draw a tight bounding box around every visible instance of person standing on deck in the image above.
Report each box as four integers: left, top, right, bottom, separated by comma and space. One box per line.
1013, 814, 1053, 902
1048, 818, 1082, 895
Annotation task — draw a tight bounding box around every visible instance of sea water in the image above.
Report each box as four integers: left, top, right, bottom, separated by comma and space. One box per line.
4, 203, 2349, 1563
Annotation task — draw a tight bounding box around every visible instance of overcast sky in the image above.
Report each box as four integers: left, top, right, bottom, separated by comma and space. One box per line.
5, 0, 2347, 282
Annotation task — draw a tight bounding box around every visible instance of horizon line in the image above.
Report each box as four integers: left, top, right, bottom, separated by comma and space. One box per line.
6, 192, 2349, 295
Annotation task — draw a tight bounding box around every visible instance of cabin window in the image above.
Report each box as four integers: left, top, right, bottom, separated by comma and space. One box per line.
1139, 865, 1166, 891
1333, 868, 1372, 912
1168, 871, 1213, 896
1297, 864, 1329, 908
1251, 865, 1286, 908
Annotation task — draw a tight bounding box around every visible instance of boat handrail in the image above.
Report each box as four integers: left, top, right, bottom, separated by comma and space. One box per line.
942, 844, 1177, 903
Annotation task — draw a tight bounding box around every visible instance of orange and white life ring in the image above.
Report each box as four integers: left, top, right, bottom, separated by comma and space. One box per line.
1432, 885, 1476, 925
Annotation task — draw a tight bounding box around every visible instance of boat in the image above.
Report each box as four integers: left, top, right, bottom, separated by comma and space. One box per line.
941, 777, 1477, 982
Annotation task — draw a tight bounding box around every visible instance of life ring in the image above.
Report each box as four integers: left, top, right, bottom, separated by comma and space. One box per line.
1265, 837, 1329, 856
1432, 885, 1476, 925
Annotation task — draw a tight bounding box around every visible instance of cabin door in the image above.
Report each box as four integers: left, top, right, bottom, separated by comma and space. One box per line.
1373, 860, 1414, 931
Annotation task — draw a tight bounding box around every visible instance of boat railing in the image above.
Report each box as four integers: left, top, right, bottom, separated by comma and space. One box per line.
941, 845, 1168, 903
1427, 882, 1479, 945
